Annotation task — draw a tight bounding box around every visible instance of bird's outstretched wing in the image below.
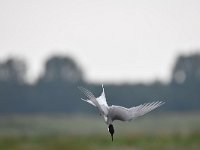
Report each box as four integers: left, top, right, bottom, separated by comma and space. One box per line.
78, 86, 108, 115
129, 101, 165, 118
108, 101, 164, 122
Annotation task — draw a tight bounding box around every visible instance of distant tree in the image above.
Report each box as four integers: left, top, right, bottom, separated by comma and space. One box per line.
0, 58, 27, 84
171, 53, 200, 84
39, 56, 84, 84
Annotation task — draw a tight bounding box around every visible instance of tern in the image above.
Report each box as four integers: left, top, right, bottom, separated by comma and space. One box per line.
78, 85, 164, 141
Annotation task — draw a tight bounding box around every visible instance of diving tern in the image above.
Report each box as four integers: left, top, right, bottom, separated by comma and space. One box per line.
78, 85, 164, 141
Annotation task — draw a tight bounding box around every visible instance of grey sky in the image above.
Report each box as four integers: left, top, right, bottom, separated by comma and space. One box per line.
0, 0, 200, 83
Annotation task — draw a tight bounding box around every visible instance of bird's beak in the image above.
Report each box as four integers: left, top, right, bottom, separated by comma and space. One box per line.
111, 134, 113, 141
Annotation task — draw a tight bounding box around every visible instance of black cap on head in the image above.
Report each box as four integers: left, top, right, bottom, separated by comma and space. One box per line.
108, 124, 114, 141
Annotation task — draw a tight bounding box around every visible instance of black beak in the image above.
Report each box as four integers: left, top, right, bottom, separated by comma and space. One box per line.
111, 134, 113, 141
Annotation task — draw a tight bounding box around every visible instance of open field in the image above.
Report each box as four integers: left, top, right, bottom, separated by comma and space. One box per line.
0, 112, 200, 150
0, 133, 200, 150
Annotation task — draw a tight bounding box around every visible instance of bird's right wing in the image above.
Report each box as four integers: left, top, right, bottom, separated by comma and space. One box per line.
108, 101, 164, 122
78, 86, 108, 115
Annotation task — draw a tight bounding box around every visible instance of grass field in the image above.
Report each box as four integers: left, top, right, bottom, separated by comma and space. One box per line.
0, 112, 200, 150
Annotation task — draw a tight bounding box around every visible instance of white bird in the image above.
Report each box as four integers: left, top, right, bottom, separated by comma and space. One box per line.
78, 85, 165, 141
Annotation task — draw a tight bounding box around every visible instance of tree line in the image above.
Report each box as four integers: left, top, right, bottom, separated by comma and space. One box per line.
0, 53, 200, 113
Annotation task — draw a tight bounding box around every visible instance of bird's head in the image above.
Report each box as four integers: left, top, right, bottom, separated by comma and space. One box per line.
108, 124, 114, 141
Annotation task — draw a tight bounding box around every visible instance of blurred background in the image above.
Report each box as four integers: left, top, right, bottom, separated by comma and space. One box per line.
0, 0, 200, 149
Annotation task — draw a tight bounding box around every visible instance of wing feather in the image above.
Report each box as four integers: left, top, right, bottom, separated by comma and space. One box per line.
78, 86, 108, 115
108, 101, 165, 122
129, 101, 165, 118
81, 98, 96, 107
78, 86, 99, 106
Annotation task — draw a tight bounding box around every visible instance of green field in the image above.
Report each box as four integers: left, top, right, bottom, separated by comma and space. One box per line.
0, 112, 200, 150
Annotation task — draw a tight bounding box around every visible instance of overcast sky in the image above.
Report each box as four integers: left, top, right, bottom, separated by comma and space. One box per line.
0, 0, 200, 84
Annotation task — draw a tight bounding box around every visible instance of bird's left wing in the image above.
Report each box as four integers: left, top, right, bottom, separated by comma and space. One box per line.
78, 86, 108, 115
108, 101, 164, 122
129, 101, 165, 119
